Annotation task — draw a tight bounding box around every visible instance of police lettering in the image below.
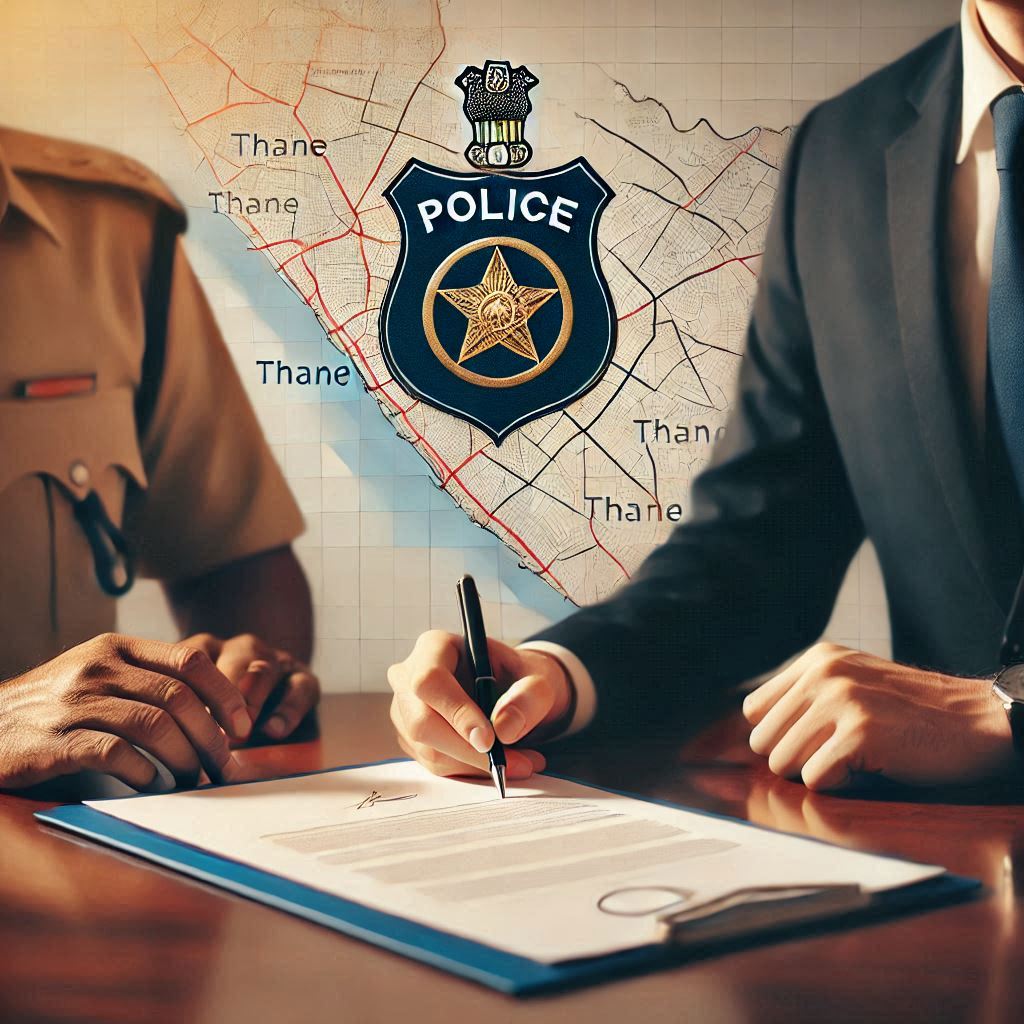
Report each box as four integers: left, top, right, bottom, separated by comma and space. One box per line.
417, 188, 578, 235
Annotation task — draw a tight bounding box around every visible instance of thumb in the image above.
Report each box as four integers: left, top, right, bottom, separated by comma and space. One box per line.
182, 633, 223, 661
491, 673, 558, 745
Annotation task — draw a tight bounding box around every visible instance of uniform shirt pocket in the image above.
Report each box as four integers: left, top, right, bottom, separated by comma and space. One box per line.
0, 387, 147, 678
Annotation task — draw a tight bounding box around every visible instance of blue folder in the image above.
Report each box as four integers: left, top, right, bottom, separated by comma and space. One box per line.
35, 762, 980, 996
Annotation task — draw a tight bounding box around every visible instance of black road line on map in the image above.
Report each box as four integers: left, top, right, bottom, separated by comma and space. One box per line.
558, 544, 598, 562
646, 353, 692, 392
490, 426, 584, 518
418, 81, 450, 101
359, 122, 459, 154
639, 206, 678, 272
535, 412, 568, 448
610, 360, 655, 392
745, 151, 782, 172
624, 181, 734, 242
688, 336, 743, 358
280, 165, 350, 236
731, 183, 762, 223
646, 442, 659, 501
665, 322, 716, 408
576, 114, 695, 200
481, 453, 586, 520
565, 412, 657, 503
361, 70, 379, 123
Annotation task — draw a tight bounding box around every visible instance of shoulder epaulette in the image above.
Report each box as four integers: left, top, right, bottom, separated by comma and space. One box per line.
0, 127, 185, 222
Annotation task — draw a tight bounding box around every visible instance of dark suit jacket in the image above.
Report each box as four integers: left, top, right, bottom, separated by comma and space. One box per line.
531, 27, 1023, 735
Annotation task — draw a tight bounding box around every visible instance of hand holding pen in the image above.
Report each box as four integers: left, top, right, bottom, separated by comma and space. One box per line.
386, 611, 575, 785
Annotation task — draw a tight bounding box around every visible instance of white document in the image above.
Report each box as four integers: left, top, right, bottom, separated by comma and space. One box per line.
84, 762, 943, 963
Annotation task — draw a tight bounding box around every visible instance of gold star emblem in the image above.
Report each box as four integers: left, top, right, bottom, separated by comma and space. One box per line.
438, 247, 558, 365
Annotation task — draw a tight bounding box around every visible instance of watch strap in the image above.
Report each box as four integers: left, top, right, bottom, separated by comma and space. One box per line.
1007, 702, 1024, 752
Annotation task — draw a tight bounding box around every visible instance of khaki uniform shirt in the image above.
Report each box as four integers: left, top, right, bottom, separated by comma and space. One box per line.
0, 127, 304, 679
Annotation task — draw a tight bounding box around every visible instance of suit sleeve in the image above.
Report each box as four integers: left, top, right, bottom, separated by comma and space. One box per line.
527, 112, 865, 735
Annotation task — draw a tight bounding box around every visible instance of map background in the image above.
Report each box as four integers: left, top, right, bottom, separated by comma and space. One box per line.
1, 0, 959, 693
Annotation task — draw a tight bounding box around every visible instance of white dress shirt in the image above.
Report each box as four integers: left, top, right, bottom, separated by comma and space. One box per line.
522, 0, 1017, 736
950, 0, 1020, 442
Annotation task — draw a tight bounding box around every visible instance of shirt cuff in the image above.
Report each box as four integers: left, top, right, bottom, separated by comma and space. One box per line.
516, 641, 598, 737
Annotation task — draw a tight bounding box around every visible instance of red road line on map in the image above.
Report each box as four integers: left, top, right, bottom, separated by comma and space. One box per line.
278, 229, 395, 270
131, 36, 266, 192
687, 253, 765, 281
442, 445, 488, 487
588, 517, 630, 581
327, 307, 380, 335
618, 301, 652, 322
129, 34, 190, 122
618, 251, 764, 323
188, 100, 272, 129
682, 128, 762, 210
279, 232, 354, 268
250, 238, 304, 252
451, 473, 568, 593
284, 243, 452, 482
179, 21, 292, 110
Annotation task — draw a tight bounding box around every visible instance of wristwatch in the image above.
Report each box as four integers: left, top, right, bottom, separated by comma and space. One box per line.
992, 663, 1024, 752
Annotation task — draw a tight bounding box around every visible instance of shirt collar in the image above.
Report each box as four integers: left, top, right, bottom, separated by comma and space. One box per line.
958, 0, 1023, 163
0, 137, 62, 245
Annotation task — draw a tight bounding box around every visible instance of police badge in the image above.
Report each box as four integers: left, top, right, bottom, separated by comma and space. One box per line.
379, 64, 616, 445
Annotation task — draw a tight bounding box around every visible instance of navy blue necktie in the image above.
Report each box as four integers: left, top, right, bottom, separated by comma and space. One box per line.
988, 89, 1024, 501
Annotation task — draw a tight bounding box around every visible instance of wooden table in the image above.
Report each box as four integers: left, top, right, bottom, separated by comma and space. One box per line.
1, 693, 1022, 1023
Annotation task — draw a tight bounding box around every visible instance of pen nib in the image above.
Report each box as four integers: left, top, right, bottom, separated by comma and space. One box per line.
491, 763, 507, 799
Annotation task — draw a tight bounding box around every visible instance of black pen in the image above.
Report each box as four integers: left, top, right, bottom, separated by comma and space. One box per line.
455, 574, 507, 798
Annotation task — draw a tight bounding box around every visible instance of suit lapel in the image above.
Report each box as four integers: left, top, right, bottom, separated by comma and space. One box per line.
886, 30, 998, 604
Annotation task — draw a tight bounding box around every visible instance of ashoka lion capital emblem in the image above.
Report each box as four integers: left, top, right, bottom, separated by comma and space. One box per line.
456, 60, 538, 170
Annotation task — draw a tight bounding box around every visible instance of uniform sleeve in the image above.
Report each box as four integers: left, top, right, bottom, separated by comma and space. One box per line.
526, 110, 865, 736
124, 238, 304, 582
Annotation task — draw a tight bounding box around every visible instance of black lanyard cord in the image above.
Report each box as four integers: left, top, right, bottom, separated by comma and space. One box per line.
72, 490, 136, 597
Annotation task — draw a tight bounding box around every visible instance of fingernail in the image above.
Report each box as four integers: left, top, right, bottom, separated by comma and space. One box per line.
263, 715, 286, 738
231, 709, 252, 738
468, 726, 492, 753
506, 751, 535, 780
494, 705, 525, 744
241, 659, 270, 684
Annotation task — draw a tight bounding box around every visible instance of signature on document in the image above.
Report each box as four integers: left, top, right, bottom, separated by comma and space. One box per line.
354, 790, 418, 810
